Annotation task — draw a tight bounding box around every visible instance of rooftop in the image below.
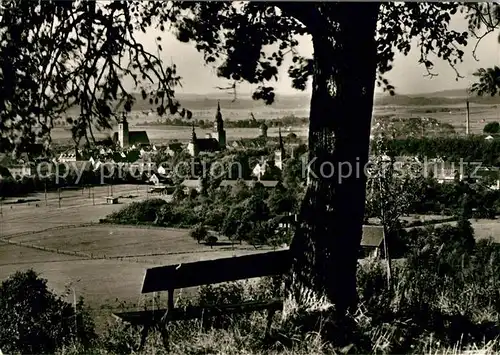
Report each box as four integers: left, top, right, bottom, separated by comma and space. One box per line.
361, 225, 385, 248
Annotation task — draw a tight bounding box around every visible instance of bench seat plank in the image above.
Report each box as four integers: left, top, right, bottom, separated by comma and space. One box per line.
141, 250, 290, 293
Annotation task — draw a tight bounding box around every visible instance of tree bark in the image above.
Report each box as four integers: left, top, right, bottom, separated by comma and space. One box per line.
287, 3, 380, 316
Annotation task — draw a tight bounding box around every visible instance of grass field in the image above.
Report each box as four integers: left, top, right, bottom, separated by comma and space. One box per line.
1, 224, 274, 304
469, 219, 500, 243
403, 217, 500, 243
0, 183, 276, 330
2, 179, 500, 331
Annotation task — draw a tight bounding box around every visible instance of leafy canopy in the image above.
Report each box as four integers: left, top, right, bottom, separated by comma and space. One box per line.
1, 1, 497, 151
148, 2, 474, 100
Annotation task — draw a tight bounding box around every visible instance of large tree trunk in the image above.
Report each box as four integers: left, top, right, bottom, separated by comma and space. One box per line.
287, 3, 380, 317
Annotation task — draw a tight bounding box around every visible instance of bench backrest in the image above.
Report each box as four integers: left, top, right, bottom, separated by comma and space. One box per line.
141, 250, 290, 293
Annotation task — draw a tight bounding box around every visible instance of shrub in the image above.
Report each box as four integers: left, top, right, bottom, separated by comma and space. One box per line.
107, 198, 167, 224
484, 121, 500, 134
0, 270, 76, 354
190, 224, 208, 244
206, 235, 218, 248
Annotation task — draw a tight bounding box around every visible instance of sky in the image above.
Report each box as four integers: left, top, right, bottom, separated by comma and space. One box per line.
133, 13, 500, 97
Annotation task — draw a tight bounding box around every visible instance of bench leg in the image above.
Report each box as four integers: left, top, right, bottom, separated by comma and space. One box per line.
159, 309, 171, 352
138, 324, 151, 351
265, 308, 277, 338
160, 320, 170, 352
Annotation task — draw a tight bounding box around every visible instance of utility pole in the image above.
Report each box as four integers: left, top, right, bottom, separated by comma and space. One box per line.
377, 156, 392, 290
73, 287, 78, 335
466, 99, 470, 136
92, 189, 95, 206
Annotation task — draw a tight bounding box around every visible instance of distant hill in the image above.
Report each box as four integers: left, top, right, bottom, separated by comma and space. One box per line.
63, 89, 500, 115
172, 93, 310, 110
410, 88, 470, 98
176, 90, 500, 108
375, 93, 500, 106
65, 93, 311, 115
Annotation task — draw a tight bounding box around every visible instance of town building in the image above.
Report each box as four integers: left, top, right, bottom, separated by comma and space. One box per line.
274, 127, 286, 170
58, 148, 81, 163
218, 179, 279, 189
7, 165, 32, 179
113, 113, 150, 149
181, 179, 203, 194
165, 142, 183, 157
359, 225, 385, 259
187, 102, 226, 157
252, 161, 268, 180
149, 173, 169, 186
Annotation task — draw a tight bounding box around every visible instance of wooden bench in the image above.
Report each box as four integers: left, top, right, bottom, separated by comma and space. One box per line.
114, 250, 290, 351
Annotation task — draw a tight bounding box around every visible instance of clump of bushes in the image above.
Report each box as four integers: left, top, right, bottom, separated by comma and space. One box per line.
205, 235, 218, 248
190, 224, 208, 244
0, 270, 96, 354
107, 198, 168, 224
106, 181, 300, 247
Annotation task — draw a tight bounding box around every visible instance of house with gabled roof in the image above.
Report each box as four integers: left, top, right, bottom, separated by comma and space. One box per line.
181, 179, 203, 194
360, 225, 385, 259
58, 148, 81, 163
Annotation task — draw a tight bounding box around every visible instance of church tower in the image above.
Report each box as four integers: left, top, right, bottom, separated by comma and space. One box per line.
274, 126, 286, 170
188, 123, 199, 157
118, 112, 129, 148
213, 101, 226, 149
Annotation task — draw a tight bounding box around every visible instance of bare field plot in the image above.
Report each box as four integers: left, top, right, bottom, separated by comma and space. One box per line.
403, 218, 500, 243
0, 184, 150, 237
424, 219, 500, 242
373, 104, 500, 135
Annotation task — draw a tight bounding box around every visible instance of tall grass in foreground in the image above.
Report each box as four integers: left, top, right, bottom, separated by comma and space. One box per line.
7, 222, 500, 354
55, 233, 500, 355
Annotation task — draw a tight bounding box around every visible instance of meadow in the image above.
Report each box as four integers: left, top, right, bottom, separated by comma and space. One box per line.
0, 184, 277, 331
0, 182, 499, 312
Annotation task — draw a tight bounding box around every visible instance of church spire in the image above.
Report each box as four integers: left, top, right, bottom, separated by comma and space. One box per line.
278, 126, 285, 154
214, 100, 224, 134
215, 100, 223, 123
